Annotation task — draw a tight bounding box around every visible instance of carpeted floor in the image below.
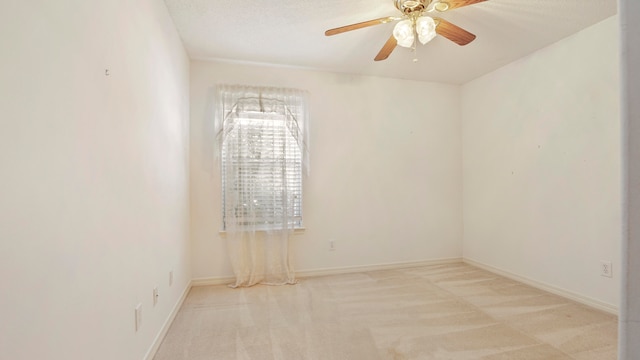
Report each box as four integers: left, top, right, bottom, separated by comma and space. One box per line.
153, 263, 618, 359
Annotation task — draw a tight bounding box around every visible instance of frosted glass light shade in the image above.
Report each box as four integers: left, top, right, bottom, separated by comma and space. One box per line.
393, 20, 414, 48
416, 16, 436, 44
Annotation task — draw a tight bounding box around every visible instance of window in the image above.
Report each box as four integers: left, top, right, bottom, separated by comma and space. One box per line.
221, 115, 302, 230
216, 86, 309, 232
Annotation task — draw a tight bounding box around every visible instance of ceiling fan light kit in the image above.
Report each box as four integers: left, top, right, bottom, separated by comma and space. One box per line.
325, 0, 486, 61
392, 16, 436, 48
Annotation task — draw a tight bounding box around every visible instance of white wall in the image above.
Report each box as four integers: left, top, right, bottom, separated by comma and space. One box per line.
462, 16, 620, 308
0, 1, 190, 359
190, 61, 462, 279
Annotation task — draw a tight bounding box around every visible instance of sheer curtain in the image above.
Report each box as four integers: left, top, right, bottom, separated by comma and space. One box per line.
215, 85, 310, 288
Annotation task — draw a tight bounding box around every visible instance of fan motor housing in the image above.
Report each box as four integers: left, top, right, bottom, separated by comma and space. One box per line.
394, 0, 430, 14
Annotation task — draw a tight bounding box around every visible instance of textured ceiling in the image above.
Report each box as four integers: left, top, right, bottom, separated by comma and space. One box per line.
164, 0, 617, 84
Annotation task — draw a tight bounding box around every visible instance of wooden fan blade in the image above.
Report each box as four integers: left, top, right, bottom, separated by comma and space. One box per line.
374, 35, 397, 61
435, 18, 476, 45
325, 17, 396, 36
438, 0, 487, 11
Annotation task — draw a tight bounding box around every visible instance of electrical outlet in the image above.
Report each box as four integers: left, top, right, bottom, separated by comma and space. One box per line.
169, 270, 173, 287
600, 261, 613, 278
153, 287, 159, 306
135, 303, 142, 331
329, 239, 335, 251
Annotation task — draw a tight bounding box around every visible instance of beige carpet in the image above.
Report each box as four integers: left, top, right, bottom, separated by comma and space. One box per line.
154, 263, 618, 359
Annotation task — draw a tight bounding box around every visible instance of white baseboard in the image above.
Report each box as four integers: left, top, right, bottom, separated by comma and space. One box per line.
144, 280, 192, 360
191, 275, 236, 287
191, 258, 462, 286
190, 257, 463, 287
463, 258, 618, 315
296, 257, 463, 278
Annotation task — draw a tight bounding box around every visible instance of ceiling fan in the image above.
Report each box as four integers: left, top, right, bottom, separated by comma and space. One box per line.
325, 0, 486, 61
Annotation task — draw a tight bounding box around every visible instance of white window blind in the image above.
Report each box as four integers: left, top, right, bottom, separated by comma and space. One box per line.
221, 115, 303, 230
